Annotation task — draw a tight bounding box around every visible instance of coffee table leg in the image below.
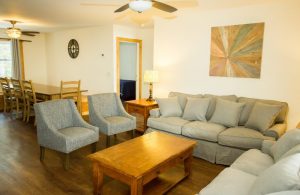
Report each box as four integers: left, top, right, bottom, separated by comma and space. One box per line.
93, 162, 103, 195
184, 153, 193, 176
131, 178, 143, 195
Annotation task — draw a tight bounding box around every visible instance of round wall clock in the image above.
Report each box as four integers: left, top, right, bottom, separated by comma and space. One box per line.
68, 39, 79, 58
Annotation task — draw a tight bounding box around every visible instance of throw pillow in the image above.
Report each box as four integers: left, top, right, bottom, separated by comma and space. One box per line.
209, 99, 245, 127
271, 129, 300, 162
182, 97, 211, 121
245, 102, 282, 132
238, 97, 256, 126
249, 153, 300, 195
156, 97, 182, 117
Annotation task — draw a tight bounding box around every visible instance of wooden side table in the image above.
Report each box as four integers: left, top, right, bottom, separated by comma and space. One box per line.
125, 99, 158, 133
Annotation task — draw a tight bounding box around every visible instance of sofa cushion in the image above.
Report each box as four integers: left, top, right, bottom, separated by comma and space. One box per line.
238, 97, 256, 126
156, 97, 182, 117
245, 102, 282, 132
209, 99, 245, 127
199, 168, 256, 195
231, 149, 274, 176
203, 94, 237, 120
168, 92, 202, 111
249, 153, 300, 195
271, 129, 300, 162
218, 127, 275, 149
182, 97, 211, 121
182, 121, 226, 142
258, 99, 288, 123
147, 117, 189, 135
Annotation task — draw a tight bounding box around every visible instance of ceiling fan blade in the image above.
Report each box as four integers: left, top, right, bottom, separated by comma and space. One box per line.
152, 0, 177, 13
22, 31, 40, 34
114, 4, 129, 13
80, 3, 119, 7
21, 32, 36, 37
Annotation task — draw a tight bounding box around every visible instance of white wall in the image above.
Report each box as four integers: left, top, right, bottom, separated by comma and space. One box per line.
45, 25, 114, 94
23, 33, 48, 84
153, 0, 300, 128
113, 25, 154, 98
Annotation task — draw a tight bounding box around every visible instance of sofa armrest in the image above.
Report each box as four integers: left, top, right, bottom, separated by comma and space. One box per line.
263, 123, 287, 140
261, 140, 276, 156
149, 108, 161, 118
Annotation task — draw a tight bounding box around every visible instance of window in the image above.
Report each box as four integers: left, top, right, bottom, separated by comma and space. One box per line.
0, 41, 13, 77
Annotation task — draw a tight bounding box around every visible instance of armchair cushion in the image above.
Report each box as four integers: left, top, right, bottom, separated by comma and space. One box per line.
245, 102, 282, 132
105, 116, 135, 135
182, 97, 210, 121
156, 97, 182, 117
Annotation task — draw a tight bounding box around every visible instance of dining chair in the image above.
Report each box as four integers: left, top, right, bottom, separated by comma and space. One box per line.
22, 80, 38, 123
11, 79, 26, 120
88, 93, 136, 147
0, 77, 14, 113
34, 99, 99, 170
60, 80, 81, 114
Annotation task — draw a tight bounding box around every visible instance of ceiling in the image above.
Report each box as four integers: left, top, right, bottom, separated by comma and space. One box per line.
0, 0, 276, 32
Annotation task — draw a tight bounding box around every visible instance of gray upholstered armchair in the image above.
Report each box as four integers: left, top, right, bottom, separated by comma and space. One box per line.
34, 99, 99, 169
88, 93, 136, 147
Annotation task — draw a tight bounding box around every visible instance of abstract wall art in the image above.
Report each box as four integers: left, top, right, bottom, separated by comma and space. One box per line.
209, 22, 265, 78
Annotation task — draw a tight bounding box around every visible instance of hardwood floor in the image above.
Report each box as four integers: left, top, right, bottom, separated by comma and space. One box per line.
0, 113, 225, 195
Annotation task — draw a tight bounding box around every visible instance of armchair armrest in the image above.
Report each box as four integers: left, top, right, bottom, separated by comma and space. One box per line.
116, 97, 136, 120
263, 123, 287, 140
261, 140, 276, 156
71, 108, 99, 133
150, 108, 161, 118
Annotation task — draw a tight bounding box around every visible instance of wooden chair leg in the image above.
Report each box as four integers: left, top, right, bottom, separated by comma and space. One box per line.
26, 103, 30, 123
106, 135, 110, 148
91, 142, 97, 153
63, 153, 70, 170
40, 146, 45, 162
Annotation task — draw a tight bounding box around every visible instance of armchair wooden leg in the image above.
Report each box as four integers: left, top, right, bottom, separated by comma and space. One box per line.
91, 142, 97, 153
132, 129, 136, 138
64, 153, 70, 170
40, 146, 45, 162
106, 135, 110, 148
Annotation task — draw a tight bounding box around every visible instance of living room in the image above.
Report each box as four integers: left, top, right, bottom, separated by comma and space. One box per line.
0, 0, 300, 194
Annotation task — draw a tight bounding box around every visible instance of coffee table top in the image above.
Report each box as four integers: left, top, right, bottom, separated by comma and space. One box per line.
88, 131, 196, 178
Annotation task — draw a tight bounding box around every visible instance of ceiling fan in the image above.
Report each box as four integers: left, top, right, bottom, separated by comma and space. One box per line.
2, 20, 40, 39
115, 0, 177, 13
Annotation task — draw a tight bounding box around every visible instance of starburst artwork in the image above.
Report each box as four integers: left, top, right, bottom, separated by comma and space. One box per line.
209, 23, 265, 78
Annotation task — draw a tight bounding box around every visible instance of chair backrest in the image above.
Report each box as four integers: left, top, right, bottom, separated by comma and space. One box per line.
22, 80, 36, 104
0, 77, 13, 99
88, 93, 119, 117
11, 78, 25, 101
34, 99, 75, 130
60, 80, 81, 99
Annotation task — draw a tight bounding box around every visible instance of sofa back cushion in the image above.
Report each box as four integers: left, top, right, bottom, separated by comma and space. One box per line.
209, 99, 245, 127
182, 97, 211, 121
204, 94, 237, 120
156, 97, 182, 117
168, 92, 202, 111
245, 102, 282, 132
249, 153, 300, 195
238, 97, 288, 125
271, 129, 300, 162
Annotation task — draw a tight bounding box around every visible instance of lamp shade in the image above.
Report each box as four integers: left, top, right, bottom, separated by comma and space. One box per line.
6, 28, 21, 39
129, 0, 152, 13
144, 70, 159, 83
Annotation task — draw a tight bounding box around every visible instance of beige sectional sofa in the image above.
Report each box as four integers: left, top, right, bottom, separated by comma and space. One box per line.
199, 129, 300, 195
146, 92, 288, 165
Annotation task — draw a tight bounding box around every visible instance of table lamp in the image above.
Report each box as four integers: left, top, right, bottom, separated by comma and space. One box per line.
144, 70, 158, 101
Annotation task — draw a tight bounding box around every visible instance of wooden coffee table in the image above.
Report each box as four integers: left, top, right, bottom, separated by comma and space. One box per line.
88, 131, 196, 195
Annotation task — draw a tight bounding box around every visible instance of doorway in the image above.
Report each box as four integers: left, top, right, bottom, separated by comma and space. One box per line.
116, 37, 142, 101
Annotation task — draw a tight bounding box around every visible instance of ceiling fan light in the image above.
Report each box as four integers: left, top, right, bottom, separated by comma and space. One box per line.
6, 28, 21, 39
129, 0, 152, 13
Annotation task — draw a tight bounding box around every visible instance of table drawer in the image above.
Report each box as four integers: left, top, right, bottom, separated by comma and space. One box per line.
127, 105, 144, 115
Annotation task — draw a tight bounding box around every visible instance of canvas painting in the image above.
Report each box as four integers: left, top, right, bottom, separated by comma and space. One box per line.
209, 23, 265, 78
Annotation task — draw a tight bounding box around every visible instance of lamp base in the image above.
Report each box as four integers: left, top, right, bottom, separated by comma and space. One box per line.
146, 97, 154, 102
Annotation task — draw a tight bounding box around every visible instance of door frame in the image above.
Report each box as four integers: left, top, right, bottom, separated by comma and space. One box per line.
116, 37, 143, 99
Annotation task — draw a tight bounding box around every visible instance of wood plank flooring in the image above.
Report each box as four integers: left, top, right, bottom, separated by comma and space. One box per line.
0, 113, 225, 195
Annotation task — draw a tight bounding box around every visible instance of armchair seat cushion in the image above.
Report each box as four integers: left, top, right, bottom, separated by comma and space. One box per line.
218, 127, 275, 149
105, 116, 136, 135
58, 127, 98, 153
147, 117, 189, 135
199, 168, 256, 195
231, 149, 274, 176
182, 121, 226, 142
